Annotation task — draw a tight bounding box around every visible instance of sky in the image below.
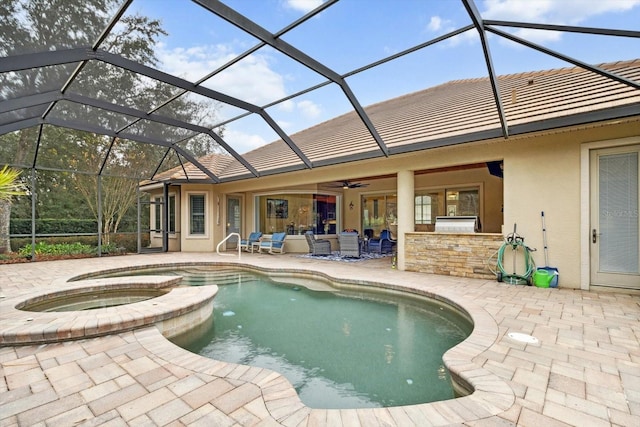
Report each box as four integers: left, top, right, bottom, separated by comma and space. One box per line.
130, 0, 640, 155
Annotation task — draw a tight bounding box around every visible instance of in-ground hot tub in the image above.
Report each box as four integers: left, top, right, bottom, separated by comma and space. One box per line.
1, 276, 218, 345
18, 287, 169, 312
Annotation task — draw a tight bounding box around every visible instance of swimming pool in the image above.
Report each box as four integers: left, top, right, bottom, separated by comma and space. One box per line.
107, 266, 473, 409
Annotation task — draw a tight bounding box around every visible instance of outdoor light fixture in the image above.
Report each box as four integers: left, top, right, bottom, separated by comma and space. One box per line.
349, 201, 354, 210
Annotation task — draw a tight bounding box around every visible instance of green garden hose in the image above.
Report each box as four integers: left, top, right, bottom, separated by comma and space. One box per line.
492, 224, 536, 285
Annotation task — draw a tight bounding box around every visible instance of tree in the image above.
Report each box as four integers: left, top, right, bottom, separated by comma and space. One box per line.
0, 0, 225, 247
0, 166, 26, 253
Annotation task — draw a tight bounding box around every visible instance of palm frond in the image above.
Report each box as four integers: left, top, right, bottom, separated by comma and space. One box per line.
0, 166, 27, 201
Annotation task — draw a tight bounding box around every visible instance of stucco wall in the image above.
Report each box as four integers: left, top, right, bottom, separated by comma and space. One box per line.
180, 184, 216, 253
148, 119, 639, 290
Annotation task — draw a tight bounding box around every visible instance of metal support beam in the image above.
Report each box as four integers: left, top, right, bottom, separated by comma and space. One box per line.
0, 91, 60, 115
483, 20, 640, 38
30, 169, 36, 261
194, 0, 389, 157
44, 116, 221, 183
462, 0, 509, 138
485, 26, 640, 90
162, 183, 169, 252
0, 48, 92, 73
97, 50, 311, 167
97, 174, 102, 257
0, 117, 43, 137
62, 92, 260, 176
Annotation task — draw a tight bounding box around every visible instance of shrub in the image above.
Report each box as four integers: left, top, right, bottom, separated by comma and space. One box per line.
18, 242, 95, 256
10, 219, 98, 235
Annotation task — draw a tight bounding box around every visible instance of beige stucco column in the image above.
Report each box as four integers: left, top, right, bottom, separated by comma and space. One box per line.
396, 169, 414, 271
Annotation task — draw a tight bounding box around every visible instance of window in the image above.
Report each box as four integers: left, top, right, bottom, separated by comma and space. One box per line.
415, 194, 435, 224
362, 193, 397, 236
257, 193, 338, 235
168, 195, 175, 233
415, 187, 479, 227
189, 194, 206, 235
154, 196, 162, 232
153, 194, 176, 234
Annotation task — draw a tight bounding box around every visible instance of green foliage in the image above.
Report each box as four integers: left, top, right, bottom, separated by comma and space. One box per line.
10, 218, 98, 235
0, 165, 25, 201
18, 241, 94, 256
10, 233, 147, 253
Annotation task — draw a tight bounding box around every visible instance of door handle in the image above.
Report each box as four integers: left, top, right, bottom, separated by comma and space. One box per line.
592, 228, 598, 244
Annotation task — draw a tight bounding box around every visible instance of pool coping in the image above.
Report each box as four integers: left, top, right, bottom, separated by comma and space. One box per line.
0, 275, 218, 345
0, 261, 514, 424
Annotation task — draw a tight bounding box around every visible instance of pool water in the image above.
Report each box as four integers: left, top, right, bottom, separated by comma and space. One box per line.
164, 268, 472, 409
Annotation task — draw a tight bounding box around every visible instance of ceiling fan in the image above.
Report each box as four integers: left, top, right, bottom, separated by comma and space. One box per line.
328, 180, 369, 189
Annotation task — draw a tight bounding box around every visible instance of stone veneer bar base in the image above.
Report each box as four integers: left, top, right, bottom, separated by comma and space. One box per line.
404, 232, 503, 279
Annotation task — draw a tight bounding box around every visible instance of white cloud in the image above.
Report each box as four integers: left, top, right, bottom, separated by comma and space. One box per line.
158, 42, 325, 143
297, 99, 321, 118
155, 43, 244, 88
480, 0, 640, 43
428, 16, 443, 32
157, 44, 288, 106
284, 0, 324, 13
225, 128, 267, 154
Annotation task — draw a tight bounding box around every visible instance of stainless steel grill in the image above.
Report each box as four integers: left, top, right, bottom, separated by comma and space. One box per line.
434, 216, 479, 233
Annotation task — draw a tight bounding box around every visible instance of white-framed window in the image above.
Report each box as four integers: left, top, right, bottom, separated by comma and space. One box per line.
189, 193, 206, 235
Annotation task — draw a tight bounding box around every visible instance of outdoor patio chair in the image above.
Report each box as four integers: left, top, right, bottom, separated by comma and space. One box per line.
368, 229, 396, 254
338, 232, 361, 258
239, 231, 262, 252
258, 232, 287, 254
304, 231, 332, 255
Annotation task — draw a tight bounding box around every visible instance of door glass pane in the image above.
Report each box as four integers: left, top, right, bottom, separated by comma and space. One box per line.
599, 152, 639, 274
226, 197, 241, 247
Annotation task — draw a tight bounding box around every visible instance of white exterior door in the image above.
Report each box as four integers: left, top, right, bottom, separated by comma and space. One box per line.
590, 144, 640, 290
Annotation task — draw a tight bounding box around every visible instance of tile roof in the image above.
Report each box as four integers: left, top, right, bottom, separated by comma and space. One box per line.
151, 59, 640, 183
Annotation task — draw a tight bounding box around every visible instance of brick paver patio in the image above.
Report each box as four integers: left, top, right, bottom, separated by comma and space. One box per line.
1, 252, 638, 426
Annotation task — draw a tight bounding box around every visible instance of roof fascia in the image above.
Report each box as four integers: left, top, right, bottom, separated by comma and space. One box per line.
485, 27, 640, 90
312, 151, 386, 168
388, 104, 640, 156
194, 0, 390, 157
508, 104, 640, 135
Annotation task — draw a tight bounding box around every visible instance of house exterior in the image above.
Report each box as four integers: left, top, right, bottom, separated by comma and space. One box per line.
140, 60, 640, 293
